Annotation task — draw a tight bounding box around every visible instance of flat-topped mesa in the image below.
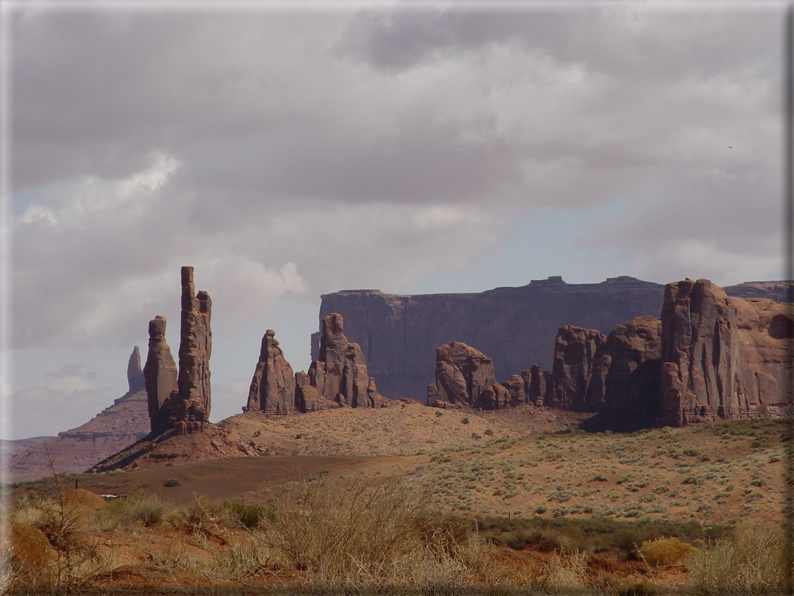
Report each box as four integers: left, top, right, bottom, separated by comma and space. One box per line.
177, 266, 212, 428
659, 278, 792, 426
144, 316, 179, 435
246, 330, 296, 415
427, 342, 511, 409
127, 345, 145, 394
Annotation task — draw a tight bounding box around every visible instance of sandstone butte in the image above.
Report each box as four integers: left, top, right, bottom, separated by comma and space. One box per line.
425, 279, 792, 430
6, 347, 150, 480
13, 272, 791, 478
314, 276, 789, 402
244, 312, 389, 415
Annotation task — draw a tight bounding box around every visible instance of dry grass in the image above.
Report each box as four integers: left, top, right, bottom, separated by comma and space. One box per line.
640, 537, 696, 566
4, 416, 790, 593
686, 524, 788, 594
254, 477, 475, 586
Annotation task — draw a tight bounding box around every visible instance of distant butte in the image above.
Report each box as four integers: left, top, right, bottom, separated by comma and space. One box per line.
313, 277, 790, 402
7, 346, 150, 480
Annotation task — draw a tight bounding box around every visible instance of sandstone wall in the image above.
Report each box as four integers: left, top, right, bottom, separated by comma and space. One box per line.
314, 277, 665, 401
659, 279, 792, 426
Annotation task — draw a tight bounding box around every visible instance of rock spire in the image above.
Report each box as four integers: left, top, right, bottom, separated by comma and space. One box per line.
144, 267, 212, 435
127, 345, 145, 394
246, 330, 296, 414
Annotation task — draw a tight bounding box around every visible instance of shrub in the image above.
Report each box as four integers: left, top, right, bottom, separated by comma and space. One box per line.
218, 498, 272, 530
124, 494, 167, 526
461, 417, 470, 424
163, 478, 181, 487
687, 524, 786, 593
617, 574, 657, 596
640, 537, 695, 566
258, 477, 470, 580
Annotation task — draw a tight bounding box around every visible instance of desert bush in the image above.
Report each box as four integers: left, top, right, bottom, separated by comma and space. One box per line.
8, 493, 109, 593
217, 498, 272, 530
255, 477, 470, 583
163, 477, 181, 487
209, 538, 285, 580
686, 524, 786, 593
617, 573, 656, 596
121, 492, 167, 527
537, 552, 588, 590
640, 537, 695, 566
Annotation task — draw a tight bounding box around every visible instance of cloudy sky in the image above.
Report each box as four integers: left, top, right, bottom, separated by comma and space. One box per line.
2, 1, 788, 440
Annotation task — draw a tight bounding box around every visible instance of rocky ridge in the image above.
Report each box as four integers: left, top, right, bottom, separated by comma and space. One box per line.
426, 279, 790, 429
314, 277, 787, 402
7, 347, 150, 480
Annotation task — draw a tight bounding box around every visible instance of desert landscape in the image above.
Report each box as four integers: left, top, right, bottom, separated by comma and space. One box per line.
4, 268, 791, 594
6, 6, 792, 594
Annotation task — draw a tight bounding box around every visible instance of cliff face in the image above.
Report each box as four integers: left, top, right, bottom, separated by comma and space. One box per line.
314, 277, 786, 403
314, 277, 665, 401
659, 279, 792, 425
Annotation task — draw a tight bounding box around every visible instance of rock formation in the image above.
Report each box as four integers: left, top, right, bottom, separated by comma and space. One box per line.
246, 330, 297, 415
242, 313, 387, 414
579, 280, 791, 430
127, 346, 145, 394
306, 314, 388, 408
144, 316, 179, 435
177, 266, 212, 426
525, 365, 553, 405
658, 279, 792, 426
313, 277, 786, 402
7, 347, 150, 480
549, 326, 606, 411
314, 277, 665, 401
427, 342, 512, 409
601, 317, 662, 412
144, 267, 212, 435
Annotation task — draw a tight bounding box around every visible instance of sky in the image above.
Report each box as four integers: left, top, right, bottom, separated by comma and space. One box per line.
1, 0, 789, 440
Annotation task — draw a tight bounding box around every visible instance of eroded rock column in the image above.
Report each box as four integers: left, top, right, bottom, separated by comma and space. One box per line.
246, 330, 296, 415
176, 266, 212, 431
143, 316, 179, 435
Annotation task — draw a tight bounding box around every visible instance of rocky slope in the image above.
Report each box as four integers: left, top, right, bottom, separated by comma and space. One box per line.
313, 277, 787, 402
6, 348, 150, 480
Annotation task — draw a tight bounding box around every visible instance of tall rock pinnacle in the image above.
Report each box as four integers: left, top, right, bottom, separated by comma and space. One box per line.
127, 345, 145, 394
247, 329, 296, 414
143, 267, 212, 435
177, 266, 212, 421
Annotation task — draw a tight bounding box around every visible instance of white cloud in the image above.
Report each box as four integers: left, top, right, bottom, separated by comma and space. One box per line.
8, 364, 110, 439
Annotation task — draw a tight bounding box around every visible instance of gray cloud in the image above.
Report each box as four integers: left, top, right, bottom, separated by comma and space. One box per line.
10, 3, 785, 351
